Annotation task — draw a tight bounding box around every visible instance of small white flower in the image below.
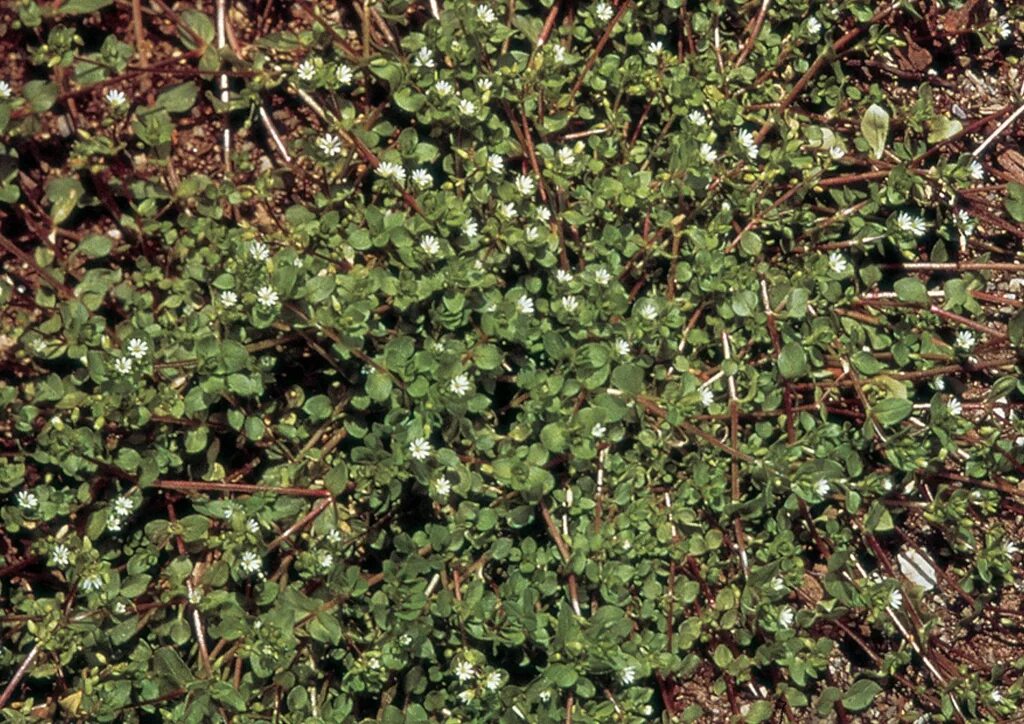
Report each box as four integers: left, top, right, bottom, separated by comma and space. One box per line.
398, 634, 412, 646
107, 515, 124, 531
887, 588, 903, 610
458, 98, 477, 116
552, 45, 566, 63
555, 269, 573, 284
335, 64, 354, 85
455, 660, 477, 682
477, 77, 493, 92
464, 219, 480, 239
476, 4, 497, 24
829, 145, 845, 160
591, 422, 607, 439
411, 168, 432, 189
432, 475, 452, 497
595, 1, 613, 22
895, 211, 927, 237
538, 689, 552, 702
377, 161, 407, 184
413, 47, 435, 68
16, 490, 38, 509
561, 295, 579, 313
326, 528, 343, 544
1005, 542, 1020, 557
483, 671, 503, 692
126, 338, 148, 359
52, 544, 70, 568
806, 17, 822, 34
969, 160, 985, 180
955, 330, 976, 350
514, 173, 535, 196
434, 80, 454, 97
647, 41, 663, 56
770, 576, 786, 592
525, 225, 540, 241
828, 251, 848, 274
881, 476, 894, 492
316, 133, 342, 157
497, 201, 516, 220
737, 129, 759, 160
955, 209, 975, 234
239, 550, 263, 576
113, 496, 134, 517
699, 143, 718, 164
220, 290, 238, 307
516, 296, 535, 315
487, 153, 503, 174
557, 147, 576, 166
246, 517, 260, 533
317, 550, 334, 570
449, 374, 472, 396
296, 59, 318, 81
113, 356, 134, 375
688, 110, 708, 126
813, 478, 830, 498
81, 574, 104, 592
947, 397, 962, 416
615, 339, 630, 357
619, 666, 636, 685
933, 376, 947, 391
0, 80, 11, 99
420, 234, 441, 255
221, 503, 236, 519
997, 19, 1012, 40
256, 285, 279, 307
991, 688, 1005, 703
105, 89, 127, 107
638, 301, 658, 321
699, 387, 714, 408
592, 267, 611, 285
535, 205, 551, 223
409, 437, 433, 460
188, 587, 203, 604
778, 606, 795, 628
458, 689, 475, 704
250, 241, 270, 261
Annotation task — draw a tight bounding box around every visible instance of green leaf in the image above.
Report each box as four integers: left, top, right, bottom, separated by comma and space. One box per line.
45, 177, 85, 226
1009, 308, 1024, 346
926, 116, 962, 144
540, 423, 567, 453
366, 371, 392, 401
78, 234, 113, 259
610, 364, 643, 395
872, 399, 912, 426
860, 104, 889, 159
474, 344, 502, 371
744, 700, 773, 724
777, 342, 808, 379
56, 0, 113, 12
842, 679, 882, 712
155, 82, 198, 114
893, 277, 928, 305
1007, 183, 1024, 222
23, 80, 59, 113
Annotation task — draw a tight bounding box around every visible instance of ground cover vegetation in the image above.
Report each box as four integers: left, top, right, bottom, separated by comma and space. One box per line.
2, 0, 1024, 721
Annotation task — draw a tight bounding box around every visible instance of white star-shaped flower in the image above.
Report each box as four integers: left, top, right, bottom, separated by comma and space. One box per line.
595, 1, 613, 22
434, 80, 454, 97
497, 202, 516, 220
807, 17, 822, 34
483, 671, 503, 692
126, 338, 148, 359
449, 374, 472, 396
17, 490, 38, 509
557, 147, 576, 165
463, 219, 479, 239
778, 606, 795, 628
0, 80, 11, 98
239, 550, 263, 576
619, 666, 636, 685
455, 660, 476, 682
335, 64, 354, 85
377, 161, 406, 184
955, 330, 976, 350
829, 145, 845, 160
413, 48, 434, 68
561, 295, 579, 313
555, 269, 573, 283
51, 543, 70, 568
113, 356, 134, 375
432, 475, 452, 497
615, 339, 630, 357
828, 251, 848, 274
316, 133, 342, 157
420, 235, 441, 255
250, 241, 270, 261
699, 387, 714, 408
647, 41, 663, 56
591, 422, 607, 439
592, 267, 611, 285
737, 129, 759, 160
487, 153, 503, 173
476, 4, 497, 24
477, 77, 493, 92
887, 588, 903, 610
688, 109, 708, 126
514, 173, 535, 196
516, 296, 534, 315
458, 98, 477, 116
409, 437, 433, 460
220, 290, 238, 307
296, 59, 318, 81
813, 478, 830, 497
699, 143, 718, 164
638, 301, 658, 321
895, 211, 927, 237
105, 89, 127, 107
969, 160, 985, 180
411, 168, 432, 188
947, 397, 962, 416
256, 285, 279, 307
82, 573, 105, 592
317, 550, 334, 570
112, 496, 134, 517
